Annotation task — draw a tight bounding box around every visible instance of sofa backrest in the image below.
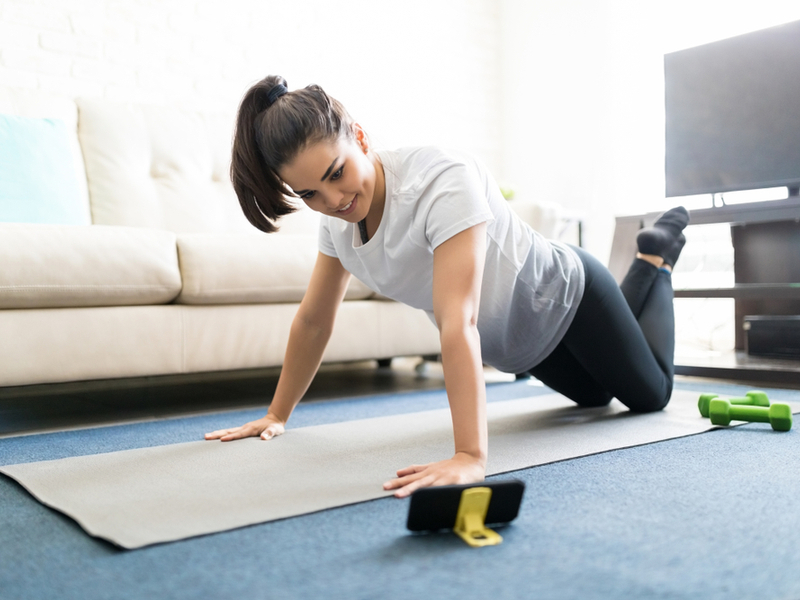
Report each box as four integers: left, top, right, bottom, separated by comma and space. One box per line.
0, 88, 92, 225
76, 98, 320, 236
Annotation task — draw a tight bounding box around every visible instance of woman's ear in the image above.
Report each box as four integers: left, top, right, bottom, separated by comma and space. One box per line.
352, 123, 369, 154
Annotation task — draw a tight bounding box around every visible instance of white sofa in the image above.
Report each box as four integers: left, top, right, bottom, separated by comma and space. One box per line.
0, 89, 444, 388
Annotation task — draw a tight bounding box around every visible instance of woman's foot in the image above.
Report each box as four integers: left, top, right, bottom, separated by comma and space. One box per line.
663, 233, 686, 268
636, 206, 690, 267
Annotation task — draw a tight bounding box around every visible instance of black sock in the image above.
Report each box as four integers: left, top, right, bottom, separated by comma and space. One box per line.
636, 206, 690, 267
652, 206, 689, 237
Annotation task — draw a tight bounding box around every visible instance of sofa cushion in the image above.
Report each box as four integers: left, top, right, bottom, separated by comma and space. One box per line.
0, 224, 182, 309
175, 233, 375, 305
0, 88, 91, 223
0, 115, 88, 225
77, 99, 258, 234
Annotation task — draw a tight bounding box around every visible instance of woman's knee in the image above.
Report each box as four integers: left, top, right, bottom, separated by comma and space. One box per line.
572, 390, 614, 408
623, 385, 672, 413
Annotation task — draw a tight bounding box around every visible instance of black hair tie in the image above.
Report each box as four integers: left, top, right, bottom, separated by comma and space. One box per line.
267, 84, 288, 106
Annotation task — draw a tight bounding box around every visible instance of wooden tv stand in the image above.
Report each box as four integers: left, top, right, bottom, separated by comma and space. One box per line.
609, 197, 800, 386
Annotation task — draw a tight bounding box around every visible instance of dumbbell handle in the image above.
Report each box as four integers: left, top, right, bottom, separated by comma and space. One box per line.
726, 405, 771, 423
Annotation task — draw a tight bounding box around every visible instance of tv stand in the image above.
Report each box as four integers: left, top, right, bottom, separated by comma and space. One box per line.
609, 197, 800, 386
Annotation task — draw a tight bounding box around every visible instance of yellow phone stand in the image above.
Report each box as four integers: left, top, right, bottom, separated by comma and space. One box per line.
454, 486, 503, 547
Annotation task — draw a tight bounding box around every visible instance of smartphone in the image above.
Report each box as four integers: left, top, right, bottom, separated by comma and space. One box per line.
406, 479, 525, 532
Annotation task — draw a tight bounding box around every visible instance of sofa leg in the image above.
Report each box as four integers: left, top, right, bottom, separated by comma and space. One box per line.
377, 358, 392, 368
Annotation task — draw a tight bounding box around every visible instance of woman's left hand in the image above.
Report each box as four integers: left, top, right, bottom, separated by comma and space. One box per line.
383, 452, 486, 498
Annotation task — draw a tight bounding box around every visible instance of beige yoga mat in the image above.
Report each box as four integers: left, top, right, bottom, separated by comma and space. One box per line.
2, 390, 717, 549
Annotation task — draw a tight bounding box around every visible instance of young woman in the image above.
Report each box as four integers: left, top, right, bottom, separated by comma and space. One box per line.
205, 75, 690, 499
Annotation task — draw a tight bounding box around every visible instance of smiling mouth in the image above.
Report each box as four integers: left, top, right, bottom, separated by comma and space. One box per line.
336, 196, 357, 214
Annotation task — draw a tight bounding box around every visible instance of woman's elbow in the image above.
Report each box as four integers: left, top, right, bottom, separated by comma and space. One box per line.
437, 312, 480, 341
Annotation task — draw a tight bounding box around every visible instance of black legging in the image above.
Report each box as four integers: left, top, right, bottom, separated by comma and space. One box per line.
527, 247, 674, 413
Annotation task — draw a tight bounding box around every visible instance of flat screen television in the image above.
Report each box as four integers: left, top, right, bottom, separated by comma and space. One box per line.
664, 20, 800, 198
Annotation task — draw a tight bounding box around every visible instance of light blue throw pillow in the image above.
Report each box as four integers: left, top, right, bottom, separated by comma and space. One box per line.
0, 114, 89, 225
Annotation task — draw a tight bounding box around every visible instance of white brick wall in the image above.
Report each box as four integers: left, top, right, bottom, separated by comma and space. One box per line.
0, 0, 503, 174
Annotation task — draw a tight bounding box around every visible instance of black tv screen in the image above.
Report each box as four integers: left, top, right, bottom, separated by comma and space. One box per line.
665, 20, 800, 198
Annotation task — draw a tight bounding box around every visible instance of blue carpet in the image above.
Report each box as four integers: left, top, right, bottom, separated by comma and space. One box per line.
1, 379, 799, 600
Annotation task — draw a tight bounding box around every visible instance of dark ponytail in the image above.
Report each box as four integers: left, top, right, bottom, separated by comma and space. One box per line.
230, 75, 355, 233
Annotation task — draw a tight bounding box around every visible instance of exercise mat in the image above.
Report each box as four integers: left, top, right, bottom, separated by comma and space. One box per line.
1, 390, 716, 548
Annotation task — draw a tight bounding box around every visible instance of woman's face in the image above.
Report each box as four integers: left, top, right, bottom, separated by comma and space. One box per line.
278, 129, 382, 224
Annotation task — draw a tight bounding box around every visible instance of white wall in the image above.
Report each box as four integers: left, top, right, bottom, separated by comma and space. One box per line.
499, 0, 800, 260
0, 0, 503, 172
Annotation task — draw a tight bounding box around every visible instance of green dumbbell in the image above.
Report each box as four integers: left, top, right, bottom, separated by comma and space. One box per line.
698, 391, 770, 418
708, 398, 793, 432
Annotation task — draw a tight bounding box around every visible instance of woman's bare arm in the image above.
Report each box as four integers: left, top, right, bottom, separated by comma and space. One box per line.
383, 223, 488, 497
205, 251, 352, 441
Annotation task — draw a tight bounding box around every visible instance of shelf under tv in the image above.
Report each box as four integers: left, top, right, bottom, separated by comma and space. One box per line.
675, 350, 800, 387
674, 284, 800, 299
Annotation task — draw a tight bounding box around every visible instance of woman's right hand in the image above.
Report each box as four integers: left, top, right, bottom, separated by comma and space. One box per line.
204, 413, 286, 442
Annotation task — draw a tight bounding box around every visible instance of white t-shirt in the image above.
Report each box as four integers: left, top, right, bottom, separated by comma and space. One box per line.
318, 146, 585, 373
